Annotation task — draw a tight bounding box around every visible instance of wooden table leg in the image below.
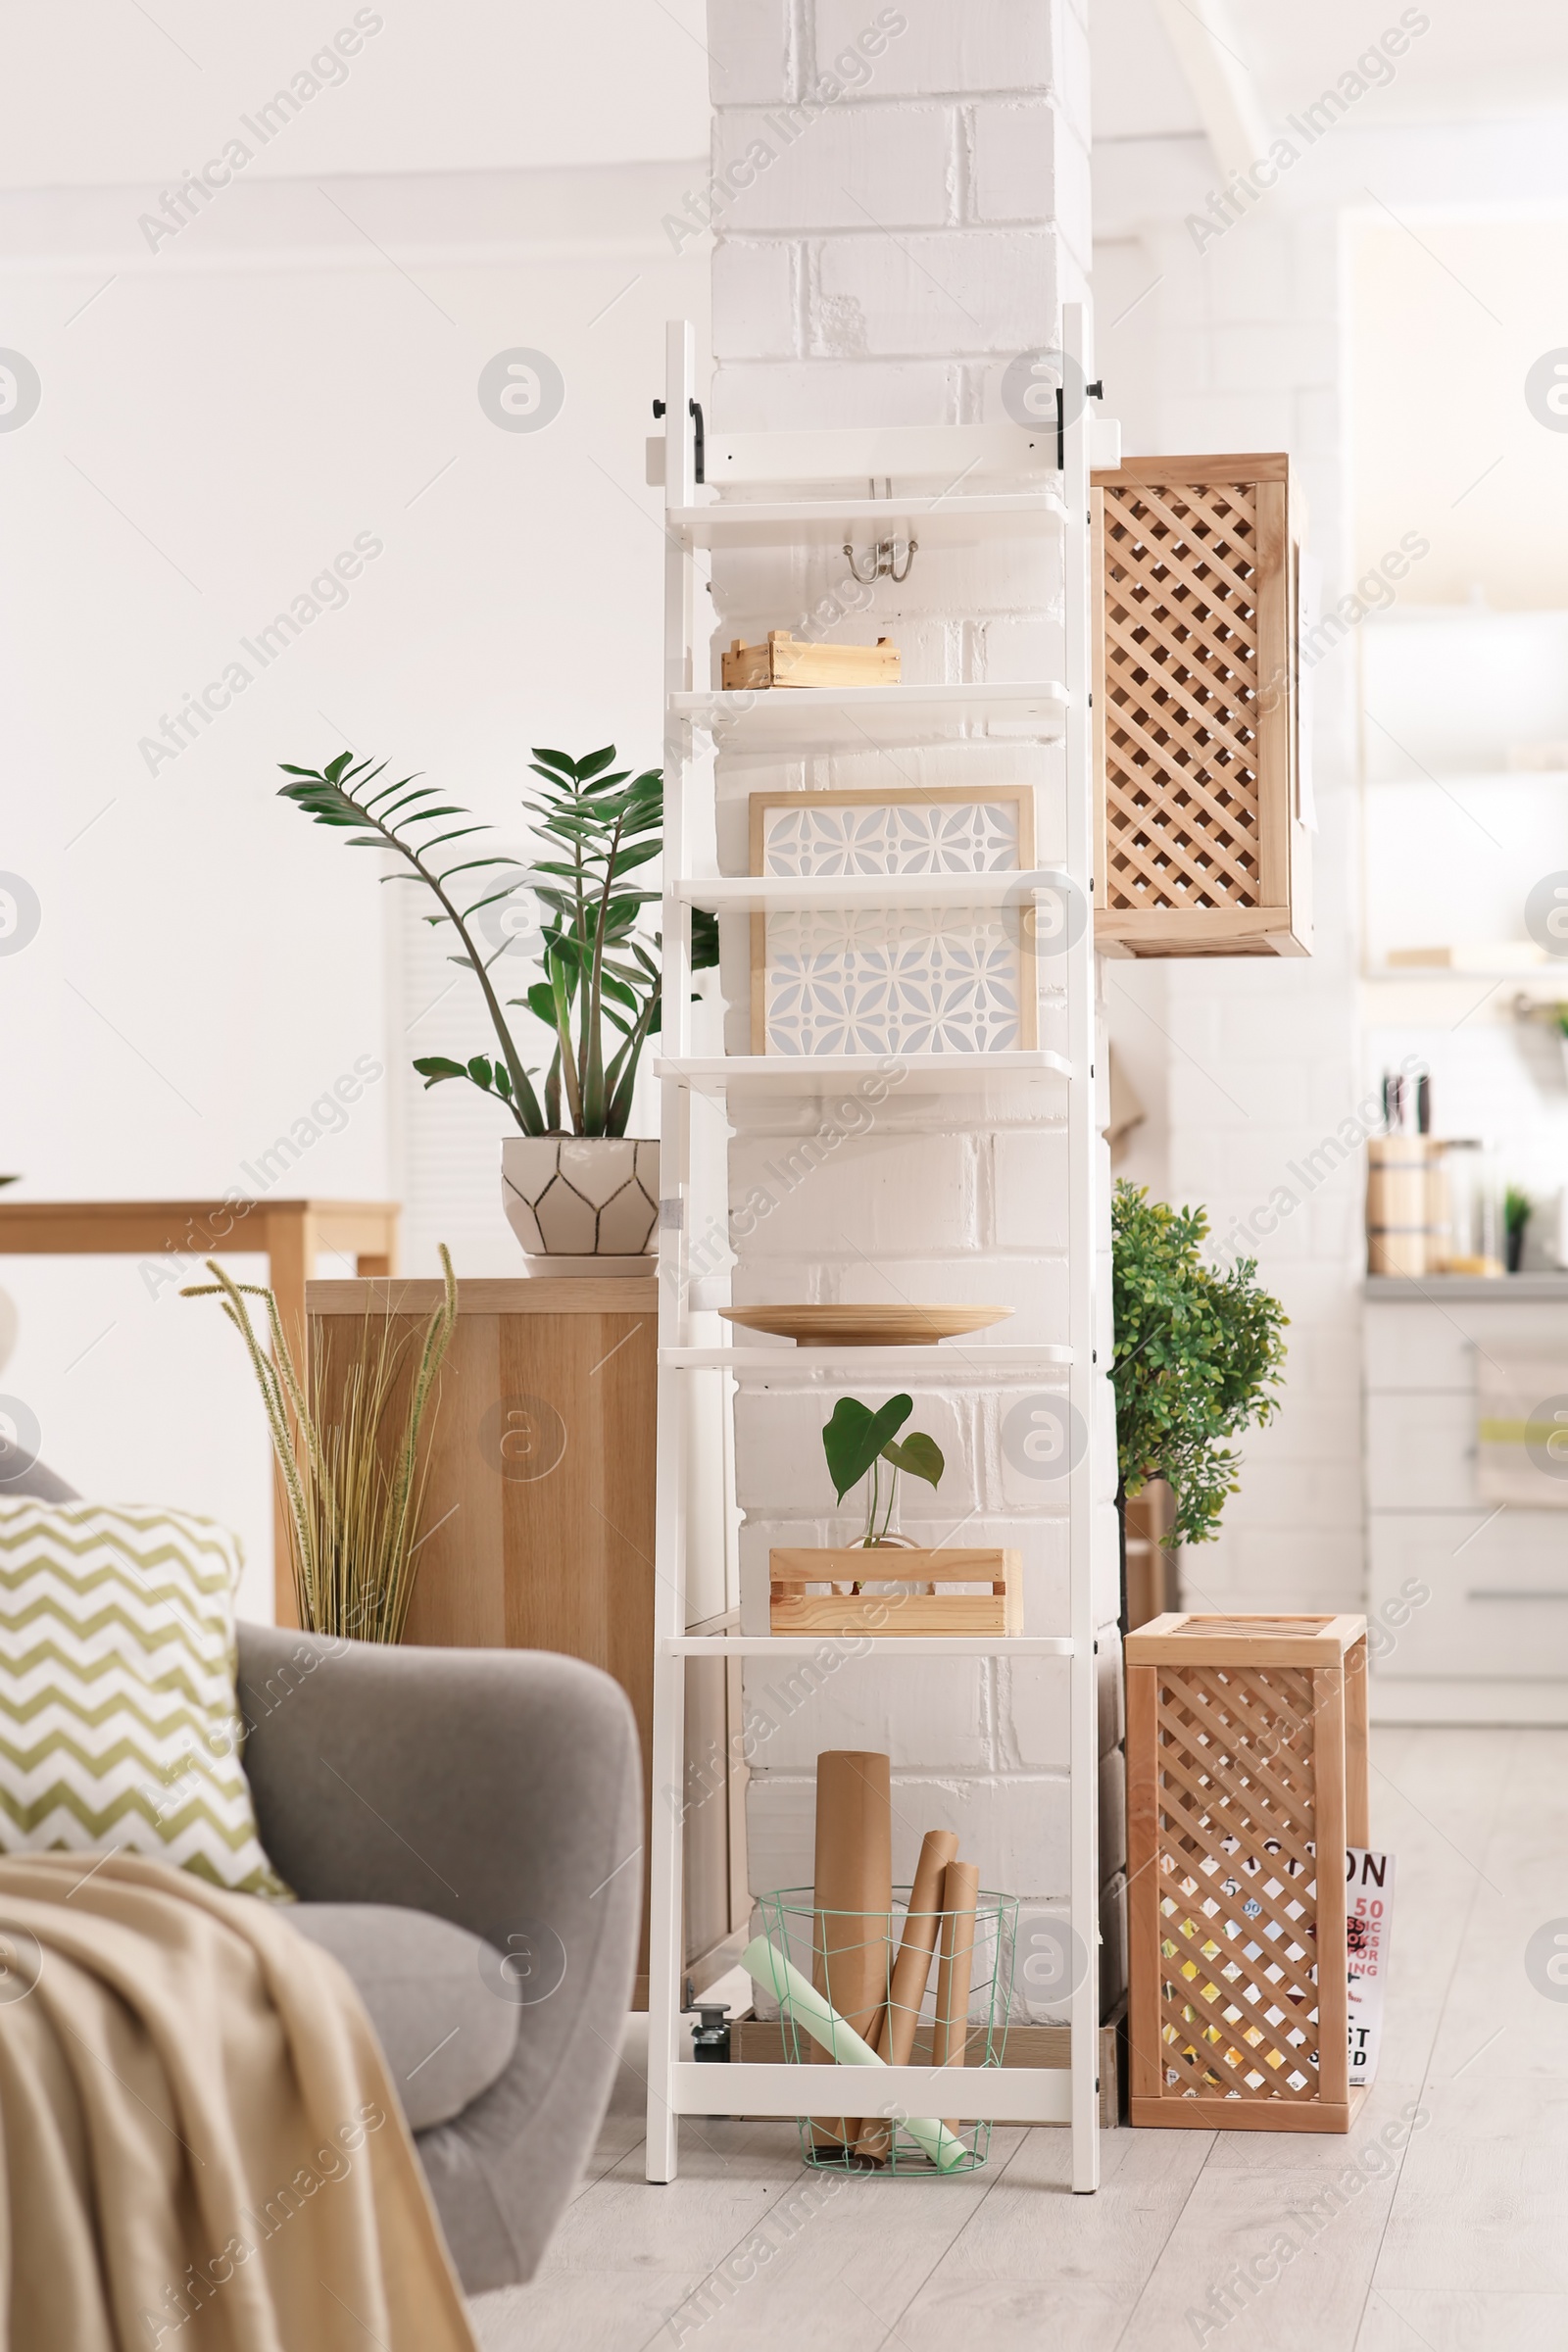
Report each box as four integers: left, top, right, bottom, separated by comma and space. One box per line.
264, 1207, 318, 1630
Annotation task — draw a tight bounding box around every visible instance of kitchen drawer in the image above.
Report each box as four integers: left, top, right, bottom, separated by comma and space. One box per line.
1364, 1303, 1473, 1395
1369, 1511, 1568, 1680
1364, 1298, 1568, 1394
1365, 1391, 1477, 1510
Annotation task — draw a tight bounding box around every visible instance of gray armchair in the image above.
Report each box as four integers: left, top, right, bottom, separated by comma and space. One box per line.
236, 1623, 643, 2293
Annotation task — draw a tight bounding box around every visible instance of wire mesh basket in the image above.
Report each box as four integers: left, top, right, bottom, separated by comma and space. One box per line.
755, 1886, 1018, 2176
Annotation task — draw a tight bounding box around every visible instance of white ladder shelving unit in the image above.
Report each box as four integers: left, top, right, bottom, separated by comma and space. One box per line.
647, 308, 1104, 2194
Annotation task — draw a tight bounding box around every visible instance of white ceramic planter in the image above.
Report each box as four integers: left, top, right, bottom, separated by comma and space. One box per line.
501, 1136, 659, 1262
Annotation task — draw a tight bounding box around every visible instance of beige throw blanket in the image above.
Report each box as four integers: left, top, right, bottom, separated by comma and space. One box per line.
0, 1852, 476, 2352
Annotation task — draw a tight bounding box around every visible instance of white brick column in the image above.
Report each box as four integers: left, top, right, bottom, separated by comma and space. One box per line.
700, 0, 1124, 2024
1095, 188, 1365, 1622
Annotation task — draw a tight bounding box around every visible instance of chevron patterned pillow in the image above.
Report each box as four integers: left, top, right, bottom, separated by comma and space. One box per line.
0, 1498, 289, 1898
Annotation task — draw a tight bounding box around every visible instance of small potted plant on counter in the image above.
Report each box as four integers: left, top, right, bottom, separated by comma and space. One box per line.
767, 1392, 1020, 1637
1505, 1185, 1533, 1273
275, 745, 717, 1267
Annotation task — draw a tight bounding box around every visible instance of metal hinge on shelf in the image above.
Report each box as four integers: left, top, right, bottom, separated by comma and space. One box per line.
1056, 377, 1104, 470
652, 396, 706, 483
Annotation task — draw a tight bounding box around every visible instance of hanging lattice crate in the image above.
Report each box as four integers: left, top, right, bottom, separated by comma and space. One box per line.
1092, 456, 1311, 957
1125, 1612, 1368, 2132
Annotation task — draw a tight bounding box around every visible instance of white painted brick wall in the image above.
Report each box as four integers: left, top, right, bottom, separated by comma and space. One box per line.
811, 0, 1058, 96
813, 229, 1059, 355
708, 0, 1116, 1994
712, 105, 953, 230
1096, 199, 1366, 1619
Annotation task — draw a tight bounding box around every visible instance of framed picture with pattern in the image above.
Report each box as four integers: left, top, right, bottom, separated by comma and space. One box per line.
748, 785, 1038, 1056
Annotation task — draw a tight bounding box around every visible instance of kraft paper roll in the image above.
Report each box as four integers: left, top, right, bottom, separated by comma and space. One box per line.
810, 1750, 892, 2150
858, 1829, 960, 2160
739, 1936, 967, 2173
932, 1860, 981, 2135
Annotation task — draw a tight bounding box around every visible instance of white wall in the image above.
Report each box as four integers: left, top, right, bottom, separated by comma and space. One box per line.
0, 1, 709, 185
2, 121, 707, 1616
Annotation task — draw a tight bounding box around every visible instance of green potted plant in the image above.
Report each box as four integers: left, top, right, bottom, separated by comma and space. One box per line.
1552, 1003, 1568, 1090
1505, 1185, 1532, 1273
766, 1393, 1020, 1636
1110, 1180, 1288, 1627
276, 746, 717, 1263
822, 1392, 945, 1549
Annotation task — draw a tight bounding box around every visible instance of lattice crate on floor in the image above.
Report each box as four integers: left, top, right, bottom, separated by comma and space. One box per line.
1124, 1612, 1369, 2132
1091, 456, 1311, 958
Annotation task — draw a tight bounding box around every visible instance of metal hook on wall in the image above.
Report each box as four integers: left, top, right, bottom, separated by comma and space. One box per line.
843, 537, 918, 584
843, 476, 917, 585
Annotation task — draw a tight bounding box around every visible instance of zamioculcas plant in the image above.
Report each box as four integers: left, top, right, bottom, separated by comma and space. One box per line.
275, 747, 717, 1137
821, 1393, 946, 1549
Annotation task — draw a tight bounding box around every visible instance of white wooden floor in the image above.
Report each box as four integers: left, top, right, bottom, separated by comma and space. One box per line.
471, 1728, 1568, 2352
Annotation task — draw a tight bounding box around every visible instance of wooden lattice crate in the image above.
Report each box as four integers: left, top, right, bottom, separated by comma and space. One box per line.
1092, 456, 1311, 958
768, 1547, 1020, 1636
1125, 1612, 1369, 2132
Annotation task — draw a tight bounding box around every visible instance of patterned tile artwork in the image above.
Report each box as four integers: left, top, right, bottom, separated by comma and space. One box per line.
755, 795, 1034, 1057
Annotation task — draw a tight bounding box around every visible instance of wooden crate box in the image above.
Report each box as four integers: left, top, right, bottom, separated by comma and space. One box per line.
1092, 456, 1311, 958
721, 631, 900, 691
1125, 1611, 1369, 2132
768, 1547, 1020, 1637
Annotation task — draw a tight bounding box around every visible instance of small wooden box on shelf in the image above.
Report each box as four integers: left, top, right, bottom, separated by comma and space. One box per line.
1092, 455, 1310, 959
720, 631, 900, 691
1124, 1611, 1368, 2132
768, 1547, 1020, 1637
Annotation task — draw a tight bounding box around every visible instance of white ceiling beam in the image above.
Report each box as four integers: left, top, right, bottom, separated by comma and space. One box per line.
1150, 0, 1271, 181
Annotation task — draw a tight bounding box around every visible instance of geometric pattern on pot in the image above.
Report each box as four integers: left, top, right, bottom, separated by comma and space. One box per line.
761, 907, 1027, 1056
501, 1137, 660, 1255
749, 785, 1037, 1056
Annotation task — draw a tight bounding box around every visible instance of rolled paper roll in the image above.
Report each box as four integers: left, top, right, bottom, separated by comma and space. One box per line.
858, 1829, 960, 2161
932, 1860, 981, 2136
810, 1749, 892, 2151
739, 1937, 967, 2173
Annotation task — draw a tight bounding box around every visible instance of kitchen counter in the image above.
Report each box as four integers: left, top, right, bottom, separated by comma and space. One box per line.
1365, 1274, 1568, 1300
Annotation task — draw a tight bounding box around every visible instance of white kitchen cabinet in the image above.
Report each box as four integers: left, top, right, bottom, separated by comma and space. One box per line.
1364, 1276, 1568, 1722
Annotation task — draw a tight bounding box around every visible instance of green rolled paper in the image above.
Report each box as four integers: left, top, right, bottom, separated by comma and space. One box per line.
740, 1936, 968, 2173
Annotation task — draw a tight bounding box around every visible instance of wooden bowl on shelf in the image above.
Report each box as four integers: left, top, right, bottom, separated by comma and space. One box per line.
717, 1303, 1012, 1347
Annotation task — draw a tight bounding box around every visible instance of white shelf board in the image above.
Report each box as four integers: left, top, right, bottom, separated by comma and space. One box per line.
662, 1343, 1072, 1373
668, 492, 1066, 550
663, 1635, 1077, 1658
674, 870, 1073, 914
655, 1051, 1072, 1096
671, 2060, 1072, 2124
649, 420, 1057, 489
670, 680, 1070, 749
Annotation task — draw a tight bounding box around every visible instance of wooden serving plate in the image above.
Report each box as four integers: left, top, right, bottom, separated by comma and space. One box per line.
718, 1303, 1012, 1347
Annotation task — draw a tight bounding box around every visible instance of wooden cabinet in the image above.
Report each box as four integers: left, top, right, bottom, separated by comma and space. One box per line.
307, 1275, 746, 1996
1092, 454, 1311, 959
